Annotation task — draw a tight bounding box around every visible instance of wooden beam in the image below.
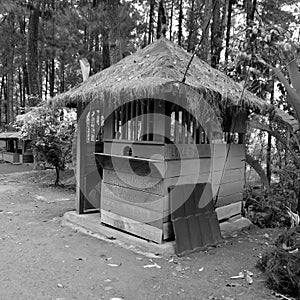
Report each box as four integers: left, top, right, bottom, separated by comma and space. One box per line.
76, 103, 87, 214
101, 210, 163, 243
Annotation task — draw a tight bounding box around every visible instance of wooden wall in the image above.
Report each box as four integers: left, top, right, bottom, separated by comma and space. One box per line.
99, 142, 246, 243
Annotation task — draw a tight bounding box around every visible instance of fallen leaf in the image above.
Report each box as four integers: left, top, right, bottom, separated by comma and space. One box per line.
143, 263, 161, 269
230, 272, 244, 279
199, 267, 204, 272
246, 273, 253, 285
289, 248, 299, 254
107, 263, 121, 267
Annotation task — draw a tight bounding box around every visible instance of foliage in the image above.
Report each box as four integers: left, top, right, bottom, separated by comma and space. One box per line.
256, 226, 300, 297
15, 103, 76, 185
243, 184, 298, 228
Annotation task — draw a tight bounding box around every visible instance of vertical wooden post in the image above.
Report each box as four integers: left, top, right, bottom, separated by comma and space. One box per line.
103, 112, 115, 139
164, 102, 171, 142
175, 107, 179, 143
182, 110, 186, 144
125, 102, 129, 139
141, 100, 147, 141
76, 102, 87, 214
153, 99, 165, 142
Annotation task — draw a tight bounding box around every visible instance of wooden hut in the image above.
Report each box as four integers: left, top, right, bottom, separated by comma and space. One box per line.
53, 38, 269, 249
0, 131, 33, 164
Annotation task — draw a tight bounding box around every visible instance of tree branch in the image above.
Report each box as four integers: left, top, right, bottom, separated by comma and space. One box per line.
245, 154, 270, 191
287, 59, 300, 96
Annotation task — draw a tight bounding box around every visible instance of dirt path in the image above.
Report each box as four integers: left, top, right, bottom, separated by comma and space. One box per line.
0, 168, 280, 300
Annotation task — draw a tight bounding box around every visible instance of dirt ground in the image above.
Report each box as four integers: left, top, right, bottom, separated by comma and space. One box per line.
0, 163, 284, 300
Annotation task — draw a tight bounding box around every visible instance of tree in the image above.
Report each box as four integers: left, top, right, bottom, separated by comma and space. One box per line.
15, 104, 76, 185
27, 1, 41, 103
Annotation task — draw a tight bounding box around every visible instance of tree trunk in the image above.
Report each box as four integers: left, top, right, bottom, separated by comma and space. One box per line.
6, 12, 15, 126
55, 166, 60, 186
157, 0, 167, 39
49, 58, 55, 97
19, 16, 29, 107
6, 60, 14, 126
225, 0, 233, 63
266, 81, 274, 184
60, 55, 65, 93
27, 4, 41, 103
187, 0, 195, 52
177, 0, 183, 46
102, 29, 110, 69
169, 0, 174, 41
211, 0, 221, 68
246, 0, 257, 53
246, 154, 270, 191
148, 0, 155, 44
200, 0, 212, 62
266, 133, 271, 183
18, 67, 23, 110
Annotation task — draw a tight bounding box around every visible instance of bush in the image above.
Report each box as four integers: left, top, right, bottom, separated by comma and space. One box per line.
15, 103, 76, 185
257, 226, 300, 297
243, 184, 298, 228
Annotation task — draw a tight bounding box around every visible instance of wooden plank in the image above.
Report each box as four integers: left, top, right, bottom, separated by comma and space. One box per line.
166, 158, 210, 177
102, 183, 168, 213
2, 152, 20, 163
163, 221, 174, 240
215, 192, 243, 207
215, 201, 242, 221
213, 155, 245, 171
216, 179, 244, 198
212, 144, 245, 158
101, 196, 163, 228
165, 155, 245, 178
96, 153, 165, 178
104, 140, 165, 159
101, 210, 163, 244
164, 144, 211, 159
165, 173, 211, 187
218, 168, 244, 184
103, 169, 166, 196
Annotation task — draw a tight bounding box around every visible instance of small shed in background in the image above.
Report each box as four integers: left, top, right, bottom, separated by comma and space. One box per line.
53, 38, 270, 252
0, 131, 33, 164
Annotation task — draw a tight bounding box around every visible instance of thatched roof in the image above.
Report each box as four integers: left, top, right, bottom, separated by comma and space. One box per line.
0, 131, 21, 140
52, 38, 270, 114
